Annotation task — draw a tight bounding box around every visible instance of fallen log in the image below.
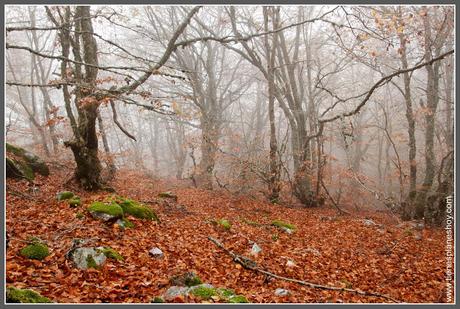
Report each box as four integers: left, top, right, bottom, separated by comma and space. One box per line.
208, 236, 400, 303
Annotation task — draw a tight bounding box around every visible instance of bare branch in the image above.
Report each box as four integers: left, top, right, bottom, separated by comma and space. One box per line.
319, 49, 454, 124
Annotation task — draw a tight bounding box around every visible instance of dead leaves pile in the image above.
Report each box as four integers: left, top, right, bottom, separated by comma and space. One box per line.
6, 168, 450, 303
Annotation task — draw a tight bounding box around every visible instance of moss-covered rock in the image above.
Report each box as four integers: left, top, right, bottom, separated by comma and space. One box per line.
57, 191, 74, 201
6, 143, 49, 178
97, 247, 124, 261
6, 143, 26, 156
116, 218, 135, 229
6, 157, 35, 180
88, 201, 123, 221
86, 255, 100, 269
228, 295, 249, 303
213, 219, 231, 230
189, 285, 217, 300
6, 287, 52, 303
272, 220, 296, 232
217, 288, 235, 298
23, 151, 50, 176
189, 285, 249, 303
70, 247, 106, 270
158, 191, 178, 201
116, 197, 158, 221
151, 297, 164, 303
19, 242, 49, 260
68, 197, 81, 207
170, 271, 202, 287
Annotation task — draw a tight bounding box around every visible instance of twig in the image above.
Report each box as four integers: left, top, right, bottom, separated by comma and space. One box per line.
110, 100, 136, 141
320, 178, 350, 215
208, 236, 400, 303
7, 189, 34, 200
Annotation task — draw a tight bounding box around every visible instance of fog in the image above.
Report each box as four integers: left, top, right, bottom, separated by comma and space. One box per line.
5, 5, 454, 223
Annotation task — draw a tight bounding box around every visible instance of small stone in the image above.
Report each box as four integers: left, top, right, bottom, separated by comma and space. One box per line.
187, 283, 214, 293
413, 222, 425, 231
70, 247, 106, 269
149, 247, 164, 259
286, 260, 296, 268
362, 219, 376, 226
251, 243, 262, 255
274, 288, 290, 296
90, 212, 119, 222
170, 271, 202, 287
304, 248, 321, 256
281, 227, 293, 234
163, 286, 189, 301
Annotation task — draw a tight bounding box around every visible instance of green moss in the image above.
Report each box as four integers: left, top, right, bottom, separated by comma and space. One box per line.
20, 243, 49, 260
118, 218, 135, 229
117, 198, 158, 221
242, 218, 260, 226
272, 220, 296, 231
6, 143, 25, 156
88, 201, 123, 217
151, 297, 164, 303
185, 275, 202, 287
228, 295, 249, 303
190, 286, 217, 300
6, 158, 25, 179
76, 212, 85, 219
404, 228, 413, 236
17, 160, 35, 181
97, 247, 124, 261
68, 197, 81, 207
215, 219, 231, 230
86, 255, 100, 269
26, 236, 42, 243
158, 191, 178, 200
217, 288, 235, 298
170, 272, 202, 287
340, 279, 353, 289
6, 287, 52, 303
57, 191, 75, 201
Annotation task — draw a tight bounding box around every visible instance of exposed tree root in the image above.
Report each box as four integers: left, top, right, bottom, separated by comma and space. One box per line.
208, 236, 400, 303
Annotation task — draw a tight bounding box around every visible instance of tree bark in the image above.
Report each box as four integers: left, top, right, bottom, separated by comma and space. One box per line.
397, 24, 417, 220
264, 6, 281, 203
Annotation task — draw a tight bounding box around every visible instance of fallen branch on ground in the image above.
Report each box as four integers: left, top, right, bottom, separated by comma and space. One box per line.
208, 236, 400, 303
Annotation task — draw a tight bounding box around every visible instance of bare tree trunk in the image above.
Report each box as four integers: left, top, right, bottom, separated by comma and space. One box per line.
197, 114, 220, 189
97, 110, 116, 179
397, 18, 417, 220
264, 6, 281, 203
59, 6, 102, 190
29, 7, 59, 154
6, 54, 49, 155
414, 12, 442, 219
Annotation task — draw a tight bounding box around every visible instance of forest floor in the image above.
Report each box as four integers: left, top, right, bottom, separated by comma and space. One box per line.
6, 164, 449, 303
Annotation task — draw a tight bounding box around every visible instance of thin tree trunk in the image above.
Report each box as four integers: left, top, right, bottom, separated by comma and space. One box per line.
97, 110, 116, 179
397, 22, 417, 220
